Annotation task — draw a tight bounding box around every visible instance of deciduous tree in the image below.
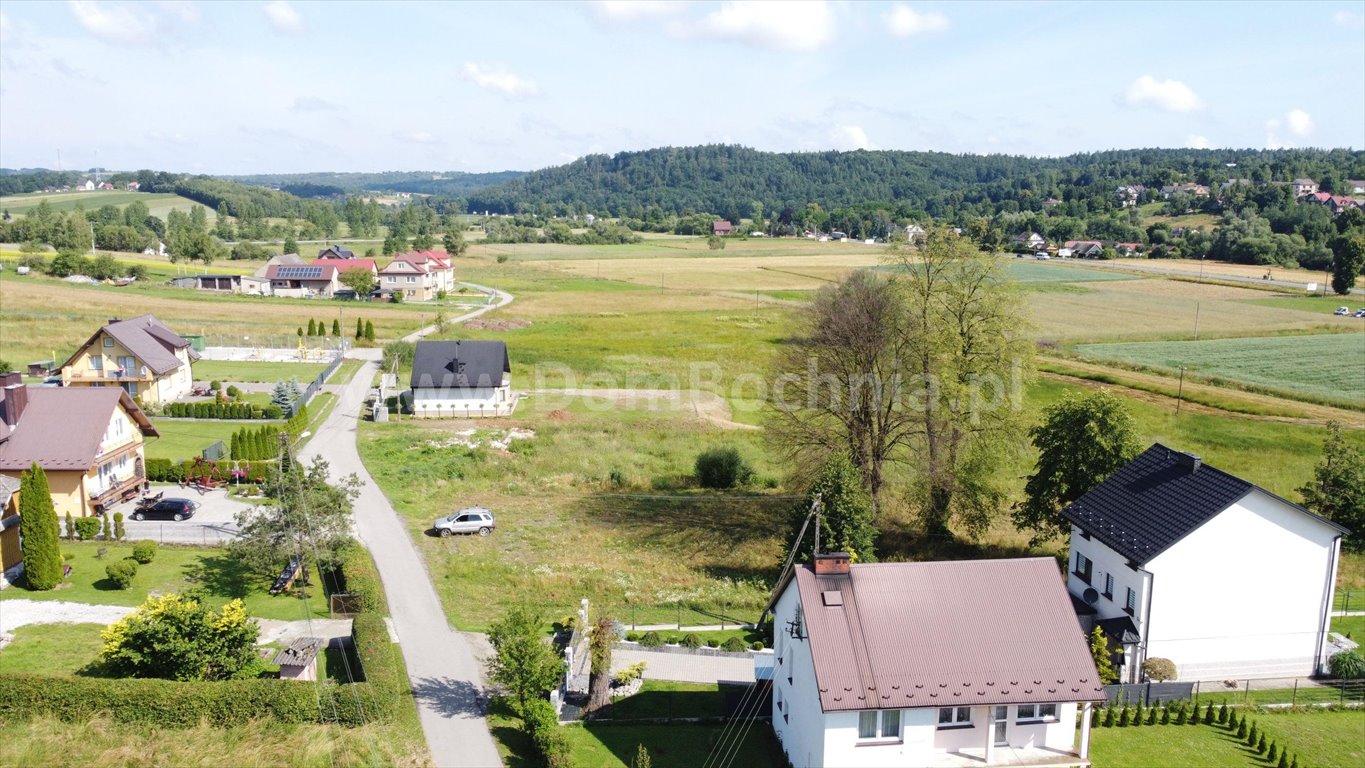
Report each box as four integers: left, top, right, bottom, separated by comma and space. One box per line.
229, 457, 361, 579
1299, 422, 1365, 550
586, 615, 616, 715
338, 267, 376, 295
486, 605, 563, 716
1013, 390, 1140, 545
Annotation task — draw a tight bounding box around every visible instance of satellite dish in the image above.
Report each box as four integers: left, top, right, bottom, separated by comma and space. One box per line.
1082, 588, 1100, 605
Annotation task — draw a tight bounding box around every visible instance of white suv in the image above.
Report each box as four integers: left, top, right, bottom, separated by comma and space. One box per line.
433, 508, 496, 537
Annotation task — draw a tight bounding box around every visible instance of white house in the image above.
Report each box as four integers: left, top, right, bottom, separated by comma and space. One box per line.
409, 340, 515, 418
1065, 444, 1347, 682
1012, 232, 1047, 250
767, 553, 1104, 768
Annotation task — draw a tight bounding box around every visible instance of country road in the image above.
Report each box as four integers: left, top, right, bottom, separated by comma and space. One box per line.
299, 280, 513, 767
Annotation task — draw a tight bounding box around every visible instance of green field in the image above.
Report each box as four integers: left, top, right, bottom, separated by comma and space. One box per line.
191, 360, 330, 384
0, 541, 330, 621
144, 419, 259, 461
1253, 294, 1365, 315
1090, 711, 1364, 768
0, 190, 215, 219
1001, 260, 1139, 282
0, 624, 107, 676
1075, 333, 1365, 405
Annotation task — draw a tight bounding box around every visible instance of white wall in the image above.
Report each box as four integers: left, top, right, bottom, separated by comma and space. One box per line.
1069, 525, 1153, 682
412, 385, 511, 417
1145, 490, 1340, 679
772, 583, 826, 768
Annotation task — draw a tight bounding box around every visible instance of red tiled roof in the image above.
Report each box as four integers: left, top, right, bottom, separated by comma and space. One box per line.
789, 558, 1105, 712
0, 388, 157, 472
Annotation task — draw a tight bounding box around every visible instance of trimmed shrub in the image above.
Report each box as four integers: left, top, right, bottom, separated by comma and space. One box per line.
226, 385, 241, 398
101, 513, 111, 541
638, 631, 663, 648
1103, 707, 1116, 727
705, 639, 720, 648
1217, 703, 1228, 724
1247, 723, 1258, 747
1236, 717, 1247, 738
625, 632, 640, 642
131, 541, 157, 564
1118, 707, 1130, 727
1277, 752, 1289, 768
681, 633, 702, 649
1132, 702, 1144, 727
1268, 743, 1278, 763
1090, 706, 1100, 727
721, 637, 747, 653
751, 641, 765, 651
1141, 657, 1177, 682
75, 516, 102, 541
209, 380, 221, 391
1160, 706, 1170, 725
1257, 734, 1267, 754
65, 512, 75, 541
18, 464, 63, 590
1203, 702, 1215, 724
1174, 704, 1187, 725
1190, 704, 1201, 725
694, 447, 754, 489
105, 559, 138, 589
523, 698, 571, 768
1145, 705, 1157, 725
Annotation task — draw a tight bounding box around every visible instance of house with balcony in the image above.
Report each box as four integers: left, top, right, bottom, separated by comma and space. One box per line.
380, 252, 455, 301
409, 340, 515, 418
766, 553, 1104, 768
1064, 444, 1346, 682
0, 373, 158, 519
59, 314, 198, 405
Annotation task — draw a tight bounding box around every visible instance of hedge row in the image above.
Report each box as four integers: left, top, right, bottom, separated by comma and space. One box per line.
162, 402, 283, 420
145, 458, 271, 484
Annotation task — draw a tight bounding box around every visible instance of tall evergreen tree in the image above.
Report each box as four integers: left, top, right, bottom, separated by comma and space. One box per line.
784, 452, 878, 563
18, 463, 63, 590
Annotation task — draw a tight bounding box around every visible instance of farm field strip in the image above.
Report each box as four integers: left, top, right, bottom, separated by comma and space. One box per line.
1075, 333, 1365, 405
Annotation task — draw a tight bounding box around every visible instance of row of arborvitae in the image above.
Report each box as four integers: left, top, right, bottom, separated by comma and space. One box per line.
62, 511, 124, 542
1092, 700, 1302, 768
162, 401, 282, 420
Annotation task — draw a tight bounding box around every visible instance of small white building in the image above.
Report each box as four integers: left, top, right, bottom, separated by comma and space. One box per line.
409, 340, 514, 418
1065, 444, 1347, 682
768, 554, 1104, 768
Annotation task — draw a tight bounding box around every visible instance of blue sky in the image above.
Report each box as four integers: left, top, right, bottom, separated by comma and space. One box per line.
1, 1, 1362, 174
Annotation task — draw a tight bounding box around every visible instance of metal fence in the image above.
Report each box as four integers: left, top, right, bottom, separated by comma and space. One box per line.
291, 349, 345, 417
1106, 677, 1365, 708
1336, 589, 1360, 614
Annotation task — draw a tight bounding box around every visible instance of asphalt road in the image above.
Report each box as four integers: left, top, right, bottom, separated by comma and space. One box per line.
296, 283, 514, 767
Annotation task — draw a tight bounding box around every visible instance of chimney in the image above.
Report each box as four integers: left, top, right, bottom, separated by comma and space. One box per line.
0, 372, 20, 389
1, 382, 28, 429
1176, 451, 1202, 473
814, 552, 851, 576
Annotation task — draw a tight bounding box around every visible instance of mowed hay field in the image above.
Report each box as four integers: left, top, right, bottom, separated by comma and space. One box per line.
1076, 333, 1365, 405
524, 251, 886, 291
0, 272, 438, 363
0, 190, 217, 219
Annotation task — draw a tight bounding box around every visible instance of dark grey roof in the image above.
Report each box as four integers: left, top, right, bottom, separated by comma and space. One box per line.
1062, 443, 1346, 565
1097, 616, 1141, 645
411, 341, 509, 389
62, 314, 193, 375
318, 245, 354, 259
272, 637, 325, 667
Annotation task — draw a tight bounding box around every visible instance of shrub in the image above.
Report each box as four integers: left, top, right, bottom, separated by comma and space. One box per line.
1257, 734, 1267, 754
74, 516, 102, 541
1247, 723, 1258, 747
101, 595, 259, 681
705, 639, 720, 648
1203, 702, 1215, 724
132, 541, 157, 564
1145, 706, 1157, 725
694, 446, 754, 489
226, 385, 241, 398
721, 637, 747, 653
1160, 706, 1170, 725
1118, 707, 1130, 727
209, 380, 221, 391
1090, 706, 1100, 727
1102, 707, 1116, 727
611, 661, 647, 686
1268, 743, 1279, 763
681, 633, 702, 649
1236, 717, 1247, 738
1132, 702, 1143, 727
101, 513, 111, 541
65, 512, 75, 541
1142, 657, 1177, 682
1190, 704, 1201, 725
1217, 703, 1228, 724
1174, 704, 1187, 725
751, 641, 765, 651
105, 559, 138, 589
638, 631, 663, 648
625, 632, 640, 642
1328, 649, 1365, 679
96, 547, 108, 560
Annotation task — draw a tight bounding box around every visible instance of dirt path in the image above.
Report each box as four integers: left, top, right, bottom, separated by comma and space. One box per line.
1041, 357, 1365, 426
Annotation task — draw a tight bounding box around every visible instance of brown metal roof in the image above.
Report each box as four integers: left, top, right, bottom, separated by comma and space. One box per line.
60, 314, 193, 376
0, 388, 158, 472
792, 557, 1106, 712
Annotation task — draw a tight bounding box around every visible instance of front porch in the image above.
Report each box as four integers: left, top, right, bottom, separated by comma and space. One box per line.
937, 746, 1089, 768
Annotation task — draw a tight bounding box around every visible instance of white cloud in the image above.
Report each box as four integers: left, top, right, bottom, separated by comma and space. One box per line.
0, 12, 13, 45
1122, 75, 1204, 113
397, 130, 438, 145
590, 0, 684, 21
1186, 134, 1213, 149
292, 96, 341, 112
460, 62, 540, 98
68, 0, 158, 44
1333, 10, 1364, 29
688, 1, 833, 52
1285, 108, 1313, 137
155, 1, 200, 23
830, 125, 873, 151
884, 4, 949, 38
263, 1, 305, 34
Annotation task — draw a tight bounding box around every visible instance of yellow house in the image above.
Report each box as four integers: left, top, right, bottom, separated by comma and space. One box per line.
0, 375, 158, 520
0, 474, 20, 589
60, 314, 198, 405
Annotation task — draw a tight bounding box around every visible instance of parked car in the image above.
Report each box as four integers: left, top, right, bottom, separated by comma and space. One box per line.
1334, 306, 1351, 316
1035, 253, 1050, 260
1355, 309, 1365, 318
131, 498, 199, 521
433, 507, 496, 537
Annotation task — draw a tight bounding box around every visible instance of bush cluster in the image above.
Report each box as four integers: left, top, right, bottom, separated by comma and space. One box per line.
230, 425, 284, 461
105, 558, 138, 589
74, 516, 102, 541
131, 541, 157, 564
694, 447, 754, 489
611, 662, 647, 687
638, 631, 664, 648
163, 402, 281, 420
522, 698, 571, 767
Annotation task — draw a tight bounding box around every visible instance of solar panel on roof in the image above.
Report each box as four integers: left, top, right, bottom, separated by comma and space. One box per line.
277, 266, 323, 278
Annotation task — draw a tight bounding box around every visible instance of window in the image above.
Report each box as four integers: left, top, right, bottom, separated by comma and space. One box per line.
1103, 573, 1114, 599
90, 356, 104, 371
938, 707, 973, 728
859, 710, 901, 741
1074, 552, 1093, 585
1017, 703, 1058, 721
1125, 587, 1137, 616
103, 337, 114, 347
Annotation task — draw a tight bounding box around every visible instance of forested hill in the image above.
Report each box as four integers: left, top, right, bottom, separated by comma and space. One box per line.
225, 170, 526, 198
464, 145, 1365, 220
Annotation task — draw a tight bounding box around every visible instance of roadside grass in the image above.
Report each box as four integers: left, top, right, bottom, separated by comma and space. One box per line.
0, 270, 433, 363
0, 715, 430, 768
331, 357, 365, 385
192, 360, 329, 384
0, 623, 105, 676
144, 419, 262, 462
624, 626, 765, 645
1074, 334, 1365, 406
0, 541, 330, 621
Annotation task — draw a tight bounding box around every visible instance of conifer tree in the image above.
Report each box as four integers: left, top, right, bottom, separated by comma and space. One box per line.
18, 464, 63, 590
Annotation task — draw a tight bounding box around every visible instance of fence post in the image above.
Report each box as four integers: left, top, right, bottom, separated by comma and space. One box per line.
1245, 679, 1250, 704
1193, 680, 1199, 706
677, 602, 682, 631
1292, 679, 1297, 707
1146, 681, 1152, 706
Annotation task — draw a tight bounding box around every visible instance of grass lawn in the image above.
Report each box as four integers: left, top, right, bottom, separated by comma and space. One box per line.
193, 360, 329, 384
1074, 333, 1365, 405
1330, 614, 1365, 640
330, 357, 365, 385
1253, 709, 1365, 768
145, 418, 265, 461
1090, 721, 1266, 768
0, 623, 106, 675
0, 715, 430, 768
607, 680, 746, 720
0, 541, 330, 621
